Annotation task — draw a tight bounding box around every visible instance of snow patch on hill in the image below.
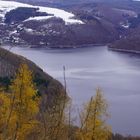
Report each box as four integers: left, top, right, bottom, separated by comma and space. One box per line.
0, 0, 84, 24
24, 16, 54, 22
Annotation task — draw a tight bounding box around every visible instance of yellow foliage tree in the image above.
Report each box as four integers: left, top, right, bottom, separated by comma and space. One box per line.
0, 63, 40, 140
76, 88, 111, 140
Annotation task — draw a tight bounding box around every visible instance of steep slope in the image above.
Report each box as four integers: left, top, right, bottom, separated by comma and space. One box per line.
0, 47, 64, 104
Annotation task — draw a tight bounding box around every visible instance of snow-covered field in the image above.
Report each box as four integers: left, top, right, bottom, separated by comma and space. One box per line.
0, 0, 84, 24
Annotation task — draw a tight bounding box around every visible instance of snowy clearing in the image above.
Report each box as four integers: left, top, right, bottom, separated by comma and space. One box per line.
0, 0, 84, 25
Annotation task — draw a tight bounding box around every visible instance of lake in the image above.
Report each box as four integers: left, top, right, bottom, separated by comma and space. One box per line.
6, 45, 140, 136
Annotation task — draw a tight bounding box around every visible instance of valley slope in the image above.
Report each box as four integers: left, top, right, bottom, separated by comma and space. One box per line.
0, 46, 64, 105
0, 0, 120, 48
1, 0, 140, 51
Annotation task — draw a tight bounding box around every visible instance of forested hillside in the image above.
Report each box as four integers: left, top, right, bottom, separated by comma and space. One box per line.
0, 47, 64, 105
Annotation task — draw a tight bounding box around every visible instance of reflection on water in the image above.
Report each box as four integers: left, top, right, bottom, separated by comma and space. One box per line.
5, 46, 140, 136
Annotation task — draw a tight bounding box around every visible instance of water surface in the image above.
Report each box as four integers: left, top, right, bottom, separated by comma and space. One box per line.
7, 46, 140, 136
